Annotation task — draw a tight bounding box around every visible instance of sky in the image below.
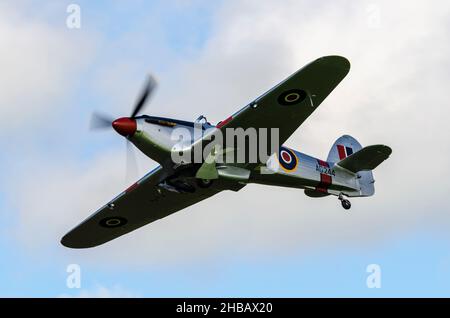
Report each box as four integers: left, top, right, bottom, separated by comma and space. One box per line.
1, 0, 450, 297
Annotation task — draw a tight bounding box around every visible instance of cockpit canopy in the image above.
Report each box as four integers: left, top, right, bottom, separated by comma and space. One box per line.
136, 115, 214, 130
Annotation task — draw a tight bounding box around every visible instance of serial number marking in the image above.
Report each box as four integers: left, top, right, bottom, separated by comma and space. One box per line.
316, 164, 335, 176
220, 302, 273, 313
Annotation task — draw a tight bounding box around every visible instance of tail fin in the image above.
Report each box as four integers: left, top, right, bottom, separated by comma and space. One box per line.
327, 135, 391, 197
327, 135, 362, 163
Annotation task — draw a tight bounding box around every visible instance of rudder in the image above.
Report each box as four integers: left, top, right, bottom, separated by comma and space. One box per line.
327, 135, 375, 197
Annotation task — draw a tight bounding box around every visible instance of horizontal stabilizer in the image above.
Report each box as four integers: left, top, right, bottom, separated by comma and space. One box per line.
337, 145, 392, 173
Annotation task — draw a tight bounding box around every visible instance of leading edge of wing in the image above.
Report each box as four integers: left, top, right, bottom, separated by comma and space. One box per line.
217, 55, 350, 132
257, 55, 345, 105
254, 55, 351, 102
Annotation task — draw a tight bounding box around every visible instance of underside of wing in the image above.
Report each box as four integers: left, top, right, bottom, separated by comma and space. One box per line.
61, 166, 226, 248
218, 56, 350, 145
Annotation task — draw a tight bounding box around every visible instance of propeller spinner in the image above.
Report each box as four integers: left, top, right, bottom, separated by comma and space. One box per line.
112, 117, 137, 137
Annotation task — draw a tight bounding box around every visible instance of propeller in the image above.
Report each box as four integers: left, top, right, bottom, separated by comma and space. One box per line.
90, 75, 157, 132
126, 139, 139, 182
90, 112, 114, 130
89, 75, 157, 180
130, 75, 157, 118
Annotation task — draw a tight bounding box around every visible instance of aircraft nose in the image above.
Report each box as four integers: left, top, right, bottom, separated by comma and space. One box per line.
112, 117, 137, 137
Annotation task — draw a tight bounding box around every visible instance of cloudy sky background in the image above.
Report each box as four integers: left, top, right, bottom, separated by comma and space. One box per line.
1, 0, 450, 296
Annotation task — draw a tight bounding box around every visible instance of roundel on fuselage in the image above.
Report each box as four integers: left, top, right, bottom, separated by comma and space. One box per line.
278, 147, 298, 171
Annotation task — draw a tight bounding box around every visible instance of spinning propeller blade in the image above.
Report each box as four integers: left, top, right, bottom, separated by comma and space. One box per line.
90, 112, 114, 130
130, 75, 157, 118
126, 140, 139, 182
89, 75, 157, 132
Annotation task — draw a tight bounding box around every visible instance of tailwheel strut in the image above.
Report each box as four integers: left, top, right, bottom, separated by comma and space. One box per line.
338, 194, 351, 210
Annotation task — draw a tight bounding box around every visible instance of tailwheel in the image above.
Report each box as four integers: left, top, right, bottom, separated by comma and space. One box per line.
338, 194, 351, 210
341, 199, 351, 210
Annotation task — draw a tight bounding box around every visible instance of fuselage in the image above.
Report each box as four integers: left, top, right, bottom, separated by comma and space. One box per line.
250, 148, 364, 197
128, 115, 366, 197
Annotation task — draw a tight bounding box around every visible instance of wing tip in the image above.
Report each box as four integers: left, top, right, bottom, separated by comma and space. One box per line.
60, 233, 98, 249
317, 55, 351, 72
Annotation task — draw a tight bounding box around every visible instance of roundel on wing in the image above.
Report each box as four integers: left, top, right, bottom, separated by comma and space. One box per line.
278, 147, 298, 171
99, 216, 128, 228
277, 89, 307, 106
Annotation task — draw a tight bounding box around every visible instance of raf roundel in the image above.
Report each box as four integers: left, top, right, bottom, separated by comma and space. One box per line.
99, 216, 128, 228
277, 89, 307, 106
278, 147, 298, 171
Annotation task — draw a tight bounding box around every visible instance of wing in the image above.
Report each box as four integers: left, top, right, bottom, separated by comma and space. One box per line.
61, 166, 222, 248
217, 55, 350, 145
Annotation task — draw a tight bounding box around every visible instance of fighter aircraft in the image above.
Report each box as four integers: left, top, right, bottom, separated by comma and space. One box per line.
61, 55, 392, 248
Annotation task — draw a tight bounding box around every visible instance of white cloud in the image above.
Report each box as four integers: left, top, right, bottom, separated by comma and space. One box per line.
5, 0, 450, 267
0, 3, 95, 131
10, 150, 128, 249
